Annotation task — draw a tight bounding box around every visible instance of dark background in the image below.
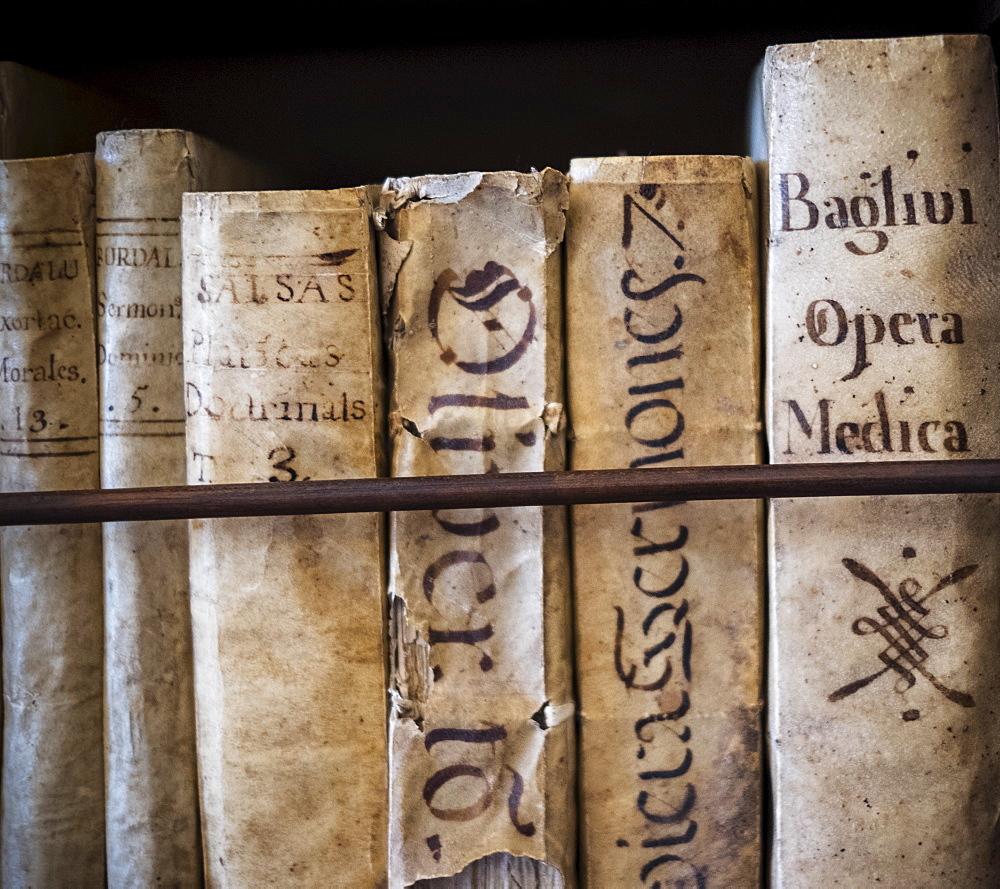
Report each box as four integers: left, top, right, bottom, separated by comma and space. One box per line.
12, 3, 1000, 188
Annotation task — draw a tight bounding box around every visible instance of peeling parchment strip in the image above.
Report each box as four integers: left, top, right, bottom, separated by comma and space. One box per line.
97, 129, 268, 887
765, 35, 1000, 884
379, 169, 575, 887
0, 153, 104, 885
183, 188, 388, 887
566, 155, 763, 888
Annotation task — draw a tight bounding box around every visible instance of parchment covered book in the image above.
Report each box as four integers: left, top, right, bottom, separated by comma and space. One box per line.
566, 155, 763, 887
377, 170, 575, 887
765, 34, 1000, 884
183, 188, 388, 886
97, 129, 267, 887
0, 152, 104, 884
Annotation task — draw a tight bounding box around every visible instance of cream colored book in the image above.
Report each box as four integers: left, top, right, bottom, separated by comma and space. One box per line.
566, 155, 763, 888
765, 34, 1000, 884
378, 170, 574, 888
96, 128, 267, 887
182, 188, 388, 886
0, 152, 104, 885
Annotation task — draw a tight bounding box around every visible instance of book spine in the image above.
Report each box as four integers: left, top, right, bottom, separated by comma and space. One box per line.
765, 34, 1000, 883
0, 152, 104, 884
182, 188, 388, 886
96, 128, 202, 886
566, 155, 763, 887
378, 169, 574, 888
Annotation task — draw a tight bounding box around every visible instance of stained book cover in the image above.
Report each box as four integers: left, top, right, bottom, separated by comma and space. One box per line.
765, 34, 1000, 884
183, 188, 388, 886
378, 170, 575, 887
0, 152, 104, 885
566, 155, 763, 888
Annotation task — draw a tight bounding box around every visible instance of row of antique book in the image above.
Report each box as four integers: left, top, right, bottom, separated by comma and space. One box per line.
0, 32, 996, 888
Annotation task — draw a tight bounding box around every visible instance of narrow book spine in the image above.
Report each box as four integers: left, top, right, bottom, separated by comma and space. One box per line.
566, 155, 763, 887
379, 169, 575, 887
96, 128, 201, 886
183, 188, 388, 887
765, 34, 1000, 883
0, 152, 104, 884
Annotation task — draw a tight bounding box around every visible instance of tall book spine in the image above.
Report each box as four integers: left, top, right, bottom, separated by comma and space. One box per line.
566, 155, 763, 887
765, 34, 1000, 883
182, 188, 388, 886
96, 128, 222, 886
378, 170, 574, 887
0, 153, 104, 884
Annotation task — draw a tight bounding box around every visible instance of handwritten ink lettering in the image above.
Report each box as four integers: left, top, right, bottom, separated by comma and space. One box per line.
0, 258, 80, 284
267, 446, 308, 482
804, 298, 964, 382
98, 292, 181, 320
420, 726, 535, 838
778, 164, 975, 254
96, 245, 174, 269
1, 354, 81, 383
9, 405, 49, 434
428, 263, 535, 374
618, 185, 703, 885
0, 309, 80, 332
190, 451, 214, 484
187, 330, 341, 371
98, 345, 183, 368
185, 384, 366, 424
195, 271, 357, 305
782, 390, 969, 456
417, 262, 542, 856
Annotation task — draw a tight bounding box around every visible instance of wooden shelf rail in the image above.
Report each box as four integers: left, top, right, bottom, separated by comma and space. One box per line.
0, 460, 997, 526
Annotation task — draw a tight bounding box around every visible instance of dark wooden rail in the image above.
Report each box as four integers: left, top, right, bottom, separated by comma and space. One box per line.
0, 460, 996, 526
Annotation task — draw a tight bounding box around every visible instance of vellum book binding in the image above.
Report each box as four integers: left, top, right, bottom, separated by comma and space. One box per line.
183, 188, 388, 886
566, 155, 763, 888
766, 34, 1000, 884
0, 152, 104, 885
378, 170, 575, 888
97, 128, 267, 886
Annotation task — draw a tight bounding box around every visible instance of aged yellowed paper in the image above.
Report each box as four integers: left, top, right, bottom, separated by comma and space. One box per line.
567, 155, 763, 888
378, 170, 574, 887
0, 153, 104, 885
183, 188, 388, 886
766, 34, 1000, 884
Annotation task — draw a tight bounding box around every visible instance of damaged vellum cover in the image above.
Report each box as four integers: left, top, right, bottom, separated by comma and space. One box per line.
766, 35, 1000, 883
566, 156, 764, 887
183, 188, 388, 886
378, 170, 575, 887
